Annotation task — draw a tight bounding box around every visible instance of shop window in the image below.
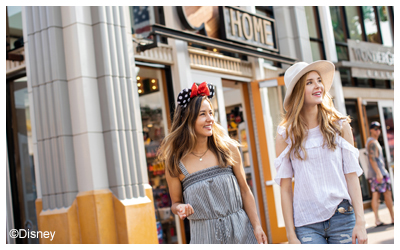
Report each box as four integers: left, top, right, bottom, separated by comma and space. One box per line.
345, 100, 363, 149
345, 100, 371, 201
305, 6, 325, 61
335, 45, 349, 61
339, 68, 353, 87
330, 6, 346, 43
6, 6, 23, 51
7, 76, 38, 243
355, 78, 371, 88
373, 79, 388, 89
362, 6, 381, 44
345, 6, 363, 41
305, 6, 318, 38
382, 107, 394, 165
222, 79, 256, 196
377, 6, 393, 47
136, 66, 178, 244
364, 102, 387, 166
310, 41, 324, 61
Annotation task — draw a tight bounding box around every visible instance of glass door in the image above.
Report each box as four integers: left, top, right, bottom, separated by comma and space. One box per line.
248, 76, 288, 243
7, 76, 39, 244
378, 101, 394, 193
258, 78, 286, 231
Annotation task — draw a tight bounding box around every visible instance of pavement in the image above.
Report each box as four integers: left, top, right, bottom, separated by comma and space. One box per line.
364, 203, 394, 244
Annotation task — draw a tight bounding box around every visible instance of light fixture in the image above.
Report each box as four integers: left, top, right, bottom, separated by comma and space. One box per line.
137, 83, 141, 87
138, 89, 142, 93
137, 76, 141, 80
213, 48, 218, 52
147, 124, 153, 128
149, 78, 158, 92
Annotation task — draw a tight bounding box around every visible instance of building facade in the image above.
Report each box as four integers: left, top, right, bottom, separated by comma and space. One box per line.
6, 6, 394, 244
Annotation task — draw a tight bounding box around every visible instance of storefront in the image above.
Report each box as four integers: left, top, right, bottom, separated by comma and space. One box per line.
336, 39, 394, 201
135, 63, 180, 243
7, 6, 38, 244
134, 6, 297, 244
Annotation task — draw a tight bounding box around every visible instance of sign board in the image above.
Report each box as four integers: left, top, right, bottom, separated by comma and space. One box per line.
348, 39, 394, 80
219, 6, 277, 52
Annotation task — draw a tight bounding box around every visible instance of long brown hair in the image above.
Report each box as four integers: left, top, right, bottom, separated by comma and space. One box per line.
158, 95, 240, 177
280, 71, 350, 160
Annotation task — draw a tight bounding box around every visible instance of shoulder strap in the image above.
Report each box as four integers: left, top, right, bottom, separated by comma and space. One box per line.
178, 161, 190, 176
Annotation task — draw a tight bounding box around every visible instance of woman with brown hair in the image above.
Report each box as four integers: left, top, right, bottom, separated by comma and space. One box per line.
274, 61, 368, 244
158, 82, 266, 244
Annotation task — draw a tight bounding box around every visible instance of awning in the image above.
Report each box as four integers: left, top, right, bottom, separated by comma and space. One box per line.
136, 24, 297, 65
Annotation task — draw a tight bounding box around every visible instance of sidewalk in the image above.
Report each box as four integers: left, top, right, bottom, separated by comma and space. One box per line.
364, 203, 394, 244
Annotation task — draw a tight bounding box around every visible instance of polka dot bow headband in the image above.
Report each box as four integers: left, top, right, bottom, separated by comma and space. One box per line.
177, 82, 215, 108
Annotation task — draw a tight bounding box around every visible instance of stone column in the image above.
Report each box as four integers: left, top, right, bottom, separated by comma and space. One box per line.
318, 6, 347, 115
22, 6, 157, 244
273, 6, 313, 65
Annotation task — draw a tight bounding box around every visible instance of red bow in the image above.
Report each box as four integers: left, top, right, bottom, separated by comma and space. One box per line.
190, 82, 210, 98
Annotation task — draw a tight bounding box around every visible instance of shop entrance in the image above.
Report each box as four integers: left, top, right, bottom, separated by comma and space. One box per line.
191, 70, 270, 239
136, 65, 183, 244
362, 100, 394, 195
248, 76, 288, 243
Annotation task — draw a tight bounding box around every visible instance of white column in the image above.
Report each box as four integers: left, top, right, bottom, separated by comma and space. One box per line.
274, 6, 313, 65
318, 6, 347, 116
61, 6, 109, 192
23, 6, 79, 210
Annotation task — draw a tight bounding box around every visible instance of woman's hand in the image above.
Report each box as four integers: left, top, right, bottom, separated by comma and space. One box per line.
288, 236, 301, 244
352, 222, 368, 244
253, 226, 267, 244
176, 204, 194, 220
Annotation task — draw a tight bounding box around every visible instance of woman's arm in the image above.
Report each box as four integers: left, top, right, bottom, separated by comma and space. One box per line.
276, 133, 300, 244
229, 144, 267, 244
165, 169, 194, 220
342, 121, 368, 244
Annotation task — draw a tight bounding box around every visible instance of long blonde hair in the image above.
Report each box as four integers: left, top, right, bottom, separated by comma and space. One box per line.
280, 71, 350, 160
158, 95, 240, 177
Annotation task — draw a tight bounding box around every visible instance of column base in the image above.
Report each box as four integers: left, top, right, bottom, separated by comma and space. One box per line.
35, 187, 158, 244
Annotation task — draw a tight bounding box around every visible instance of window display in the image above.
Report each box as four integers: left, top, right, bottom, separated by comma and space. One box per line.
137, 66, 178, 244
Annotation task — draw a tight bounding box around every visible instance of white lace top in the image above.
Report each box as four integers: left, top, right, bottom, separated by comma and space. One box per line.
274, 119, 363, 227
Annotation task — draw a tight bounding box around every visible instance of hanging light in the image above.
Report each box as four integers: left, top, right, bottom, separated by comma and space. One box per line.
150, 78, 158, 92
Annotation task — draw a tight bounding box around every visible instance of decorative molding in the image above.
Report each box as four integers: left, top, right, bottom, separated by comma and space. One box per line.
133, 43, 174, 65
188, 47, 252, 77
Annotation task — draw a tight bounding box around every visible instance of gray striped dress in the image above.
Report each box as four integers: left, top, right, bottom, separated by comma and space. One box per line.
179, 162, 258, 244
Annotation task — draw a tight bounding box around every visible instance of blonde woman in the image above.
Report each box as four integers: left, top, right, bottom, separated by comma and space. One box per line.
158, 82, 267, 244
274, 61, 368, 244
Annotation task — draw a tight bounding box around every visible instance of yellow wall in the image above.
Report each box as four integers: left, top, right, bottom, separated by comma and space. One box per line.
36, 187, 158, 244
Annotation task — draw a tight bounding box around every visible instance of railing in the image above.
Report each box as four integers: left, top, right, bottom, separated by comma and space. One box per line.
6, 45, 254, 78
6, 47, 25, 75
188, 47, 252, 77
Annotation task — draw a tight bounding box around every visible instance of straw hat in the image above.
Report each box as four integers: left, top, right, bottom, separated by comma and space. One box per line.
283, 60, 335, 111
